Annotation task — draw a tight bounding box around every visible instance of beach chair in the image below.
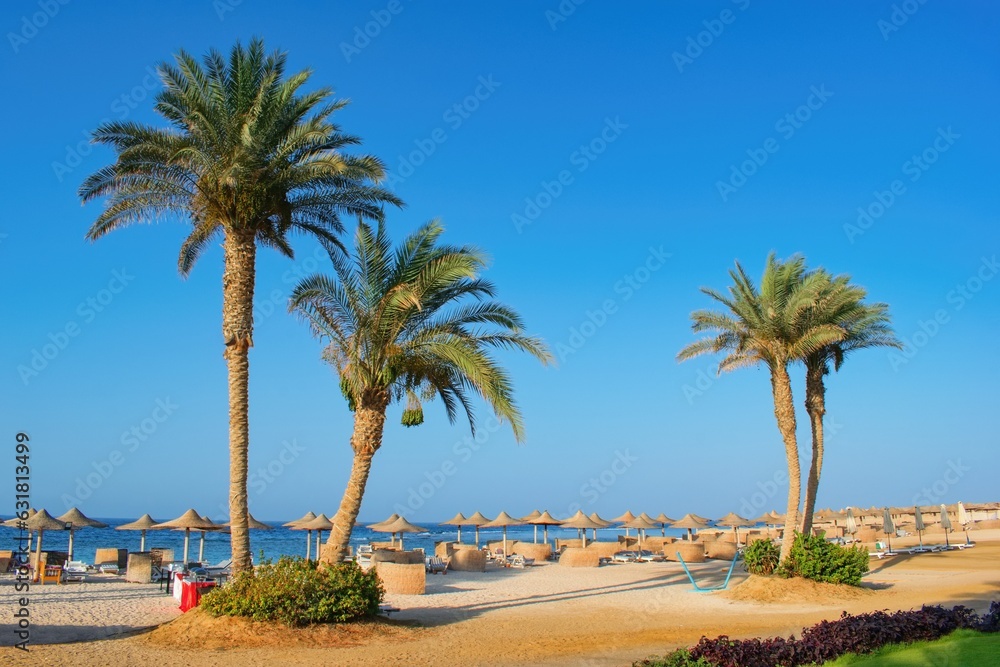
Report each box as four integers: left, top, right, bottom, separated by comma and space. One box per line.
677, 551, 739, 592
509, 554, 534, 569
612, 550, 637, 563
425, 556, 448, 574
355, 545, 374, 567
63, 561, 90, 583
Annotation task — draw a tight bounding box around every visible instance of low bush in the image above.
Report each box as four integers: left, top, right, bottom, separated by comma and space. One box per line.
742, 538, 780, 576
777, 532, 869, 586
632, 649, 713, 666
200, 556, 384, 626
682, 602, 1000, 667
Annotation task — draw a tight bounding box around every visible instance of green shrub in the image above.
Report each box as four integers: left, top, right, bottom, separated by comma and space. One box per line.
778, 532, 869, 586
200, 556, 384, 626
743, 538, 780, 575
632, 648, 713, 666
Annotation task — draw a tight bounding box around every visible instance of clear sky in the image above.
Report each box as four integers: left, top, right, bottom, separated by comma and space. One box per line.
2, 1, 997, 525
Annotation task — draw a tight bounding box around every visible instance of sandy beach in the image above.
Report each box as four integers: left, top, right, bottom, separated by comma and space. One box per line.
3, 531, 998, 667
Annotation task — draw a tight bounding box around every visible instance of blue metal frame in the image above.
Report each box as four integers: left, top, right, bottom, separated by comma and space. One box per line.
677, 551, 739, 592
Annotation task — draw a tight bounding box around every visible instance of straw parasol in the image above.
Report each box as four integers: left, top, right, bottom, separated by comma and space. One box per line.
25, 510, 68, 579
589, 512, 613, 541
482, 511, 524, 556
441, 512, 468, 544
939, 503, 953, 548
526, 510, 563, 545
300, 514, 333, 557
672, 513, 709, 541
611, 510, 636, 537
285, 511, 317, 559
716, 512, 753, 545
653, 513, 675, 536
56, 507, 108, 561
623, 514, 659, 554
368, 514, 402, 548
376, 516, 424, 551
151, 509, 216, 565
561, 510, 603, 548
116, 514, 159, 551
845, 507, 858, 541
464, 511, 492, 548
881, 507, 896, 553
521, 510, 542, 542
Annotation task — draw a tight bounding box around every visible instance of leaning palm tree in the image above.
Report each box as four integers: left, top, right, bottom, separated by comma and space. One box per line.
677, 254, 844, 562
798, 272, 900, 536
291, 220, 551, 563
79, 39, 402, 575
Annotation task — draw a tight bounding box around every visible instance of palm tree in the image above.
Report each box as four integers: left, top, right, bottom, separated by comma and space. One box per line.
290, 220, 552, 563
677, 254, 844, 562
798, 272, 900, 536
79, 39, 402, 575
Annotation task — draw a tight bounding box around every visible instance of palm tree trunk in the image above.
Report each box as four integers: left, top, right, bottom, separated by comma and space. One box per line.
322, 400, 388, 564
801, 362, 826, 537
769, 363, 802, 563
222, 231, 256, 576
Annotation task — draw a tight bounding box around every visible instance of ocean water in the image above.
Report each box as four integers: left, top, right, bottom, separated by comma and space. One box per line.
1, 518, 695, 565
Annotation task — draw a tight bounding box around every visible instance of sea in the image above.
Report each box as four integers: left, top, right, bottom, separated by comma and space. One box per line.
2, 518, 695, 565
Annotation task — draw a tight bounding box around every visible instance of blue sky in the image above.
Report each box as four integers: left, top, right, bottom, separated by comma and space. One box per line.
2, 1, 997, 525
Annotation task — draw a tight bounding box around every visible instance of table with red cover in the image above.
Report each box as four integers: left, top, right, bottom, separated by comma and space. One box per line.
179, 579, 216, 612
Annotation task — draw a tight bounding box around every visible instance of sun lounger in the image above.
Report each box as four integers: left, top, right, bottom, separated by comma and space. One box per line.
509, 554, 534, 568
63, 561, 90, 582
378, 604, 401, 617
425, 556, 448, 574
612, 551, 637, 563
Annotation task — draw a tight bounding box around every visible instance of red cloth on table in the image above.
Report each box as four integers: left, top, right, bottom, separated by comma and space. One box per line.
179, 580, 216, 612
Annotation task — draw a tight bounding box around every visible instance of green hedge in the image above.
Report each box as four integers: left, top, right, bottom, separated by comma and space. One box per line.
778, 532, 869, 586
200, 556, 384, 626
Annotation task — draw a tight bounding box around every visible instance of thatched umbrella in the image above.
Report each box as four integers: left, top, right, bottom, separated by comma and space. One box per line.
299, 514, 332, 557
672, 513, 709, 541
939, 503, 953, 548
57, 508, 108, 561
368, 514, 402, 548
653, 513, 675, 536
285, 511, 317, 559
561, 510, 603, 548
611, 510, 637, 537
589, 512, 613, 541
465, 511, 492, 548
716, 512, 753, 545
527, 510, 563, 545
441, 512, 468, 544
482, 511, 524, 556
151, 509, 216, 565
25, 510, 68, 579
116, 514, 159, 551
521, 510, 542, 542
624, 515, 659, 553
3, 508, 38, 527
375, 516, 424, 551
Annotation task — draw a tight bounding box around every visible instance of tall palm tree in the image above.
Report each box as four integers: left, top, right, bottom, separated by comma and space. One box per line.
290, 220, 552, 563
79, 39, 402, 575
677, 254, 844, 562
798, 272, 900, 536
